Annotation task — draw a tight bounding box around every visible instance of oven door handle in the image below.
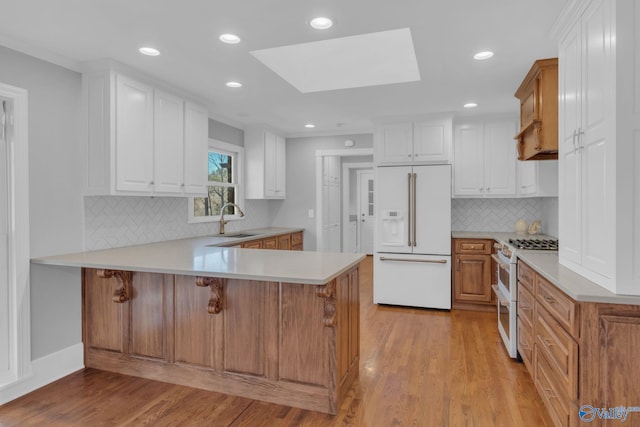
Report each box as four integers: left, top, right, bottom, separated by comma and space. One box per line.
492, 285, 510, 307
491, 254, 511, 272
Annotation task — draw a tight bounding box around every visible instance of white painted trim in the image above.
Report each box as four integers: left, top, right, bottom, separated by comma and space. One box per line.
0, 34, 81, 72
286, 128, 374, 139
315, 148, 373, 158
342, 162, 374, 253
187, 139, 245, 224
0, 343, 84, 405
0, 82, 31, 391
315, 148, 374, 251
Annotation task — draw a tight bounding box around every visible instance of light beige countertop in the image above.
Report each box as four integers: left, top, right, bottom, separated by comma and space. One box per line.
516, 251, 640, 305
451, 231, 556, 241
32, 227, 365, 285
452, 230, 640, 305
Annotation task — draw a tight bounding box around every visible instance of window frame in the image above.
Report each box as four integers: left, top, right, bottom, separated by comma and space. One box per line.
188, 139, 244, 224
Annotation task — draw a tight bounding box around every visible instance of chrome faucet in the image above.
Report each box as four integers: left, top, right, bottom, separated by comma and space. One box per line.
219, 202, 245, 234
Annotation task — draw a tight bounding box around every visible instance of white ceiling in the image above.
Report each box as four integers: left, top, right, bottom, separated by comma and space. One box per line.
0, 0, 566, 137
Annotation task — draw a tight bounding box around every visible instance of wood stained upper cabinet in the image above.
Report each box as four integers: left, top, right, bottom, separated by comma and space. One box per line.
453, 118, 517, 197
245, 128, 286, 199
514, 58, 558, 160
82, 67, 209, 196
375, 118, 452, 165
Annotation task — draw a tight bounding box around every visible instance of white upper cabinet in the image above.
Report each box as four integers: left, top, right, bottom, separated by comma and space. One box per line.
453, 118, 517, 197
557, 0, 640, 294
83, 66, 209, 197
517, 160, 558, 197
245, 128, 286, 199
153, 89, 184, 194
115, 75, 154, 193
183, 102, 209, 195
375, 118, 452, 165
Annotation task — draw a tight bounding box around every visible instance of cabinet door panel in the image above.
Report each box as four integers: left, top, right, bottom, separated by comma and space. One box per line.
279, 283, 327, 387
453, 124, 484, 196
483, 120, 516, 196
154, 90, 184, 194
174, 275, 219, 368
413, 120, 450, 163
454, 254, 492, 303
224, 280, 272, 377
115, 75, 154, 192
129, 272, 167, 359
264, 131, 277, 197
376, 124, 413, 164
183, 102, 208, 195
84, 269, 124, 353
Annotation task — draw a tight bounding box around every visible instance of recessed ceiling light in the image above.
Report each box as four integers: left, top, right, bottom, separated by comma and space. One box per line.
310, 17, 333, 30
464, 102, 478, 108
139, 47, 160, 56
473, 51, 494, 60
226, 81, 242, 88
305, 123, 316, 128
219, 33, 241, 44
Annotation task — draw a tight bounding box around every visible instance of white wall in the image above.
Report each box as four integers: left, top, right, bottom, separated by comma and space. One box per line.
0, 45, 84, 359
270, 134, 373, 250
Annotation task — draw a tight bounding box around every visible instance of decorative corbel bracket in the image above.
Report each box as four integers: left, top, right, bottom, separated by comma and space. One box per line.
195, 277, 224, 314
315, 281, 337, 327
97, 269, 132, 303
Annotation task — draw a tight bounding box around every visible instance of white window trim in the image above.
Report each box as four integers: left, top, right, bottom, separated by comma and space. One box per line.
188, 139, 245, 224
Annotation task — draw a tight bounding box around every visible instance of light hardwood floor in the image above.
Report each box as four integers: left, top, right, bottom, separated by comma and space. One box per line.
0, 256, 552, 426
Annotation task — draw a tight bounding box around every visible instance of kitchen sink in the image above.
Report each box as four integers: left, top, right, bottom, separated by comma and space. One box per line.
219, 233, 259, 238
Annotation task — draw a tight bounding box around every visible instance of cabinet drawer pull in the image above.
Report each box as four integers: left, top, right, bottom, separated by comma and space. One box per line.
543, 295, 556, 304
543, 387, 556, 399
542, 337, 554, 347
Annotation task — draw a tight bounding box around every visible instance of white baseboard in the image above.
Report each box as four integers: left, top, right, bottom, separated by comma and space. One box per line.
0, 343, 84, 405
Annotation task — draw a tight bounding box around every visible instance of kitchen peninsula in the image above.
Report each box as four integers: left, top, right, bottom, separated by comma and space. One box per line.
31, 228, 364, 415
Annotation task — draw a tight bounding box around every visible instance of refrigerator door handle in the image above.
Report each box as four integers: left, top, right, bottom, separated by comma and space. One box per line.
379, 256, 448, 264
407, 172, 412, 247
412, 172, 417, 247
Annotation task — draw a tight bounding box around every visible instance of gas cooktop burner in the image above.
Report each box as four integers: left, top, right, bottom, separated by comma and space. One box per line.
508, 238, 559, 250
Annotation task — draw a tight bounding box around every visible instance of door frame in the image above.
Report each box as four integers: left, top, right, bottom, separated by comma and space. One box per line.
355, 168, 375, 254
341, 163, 373, 253
0, 82, 31, 395
315, 148, 373, 251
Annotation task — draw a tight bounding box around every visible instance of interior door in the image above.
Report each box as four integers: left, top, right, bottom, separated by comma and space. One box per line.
357, 170, 374, 254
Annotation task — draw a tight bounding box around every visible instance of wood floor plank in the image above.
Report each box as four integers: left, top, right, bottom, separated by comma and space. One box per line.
0, 256, 553, 426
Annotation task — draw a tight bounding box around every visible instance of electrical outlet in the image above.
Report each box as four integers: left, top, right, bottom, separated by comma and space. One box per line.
308, 209, 315, 218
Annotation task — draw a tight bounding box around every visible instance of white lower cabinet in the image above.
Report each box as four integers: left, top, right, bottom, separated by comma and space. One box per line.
453, 118, 517, 197
83, 66, 208, 196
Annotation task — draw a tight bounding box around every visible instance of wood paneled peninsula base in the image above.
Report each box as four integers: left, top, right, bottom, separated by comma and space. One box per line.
31, 230, 363, 414
82, 266, 360, 415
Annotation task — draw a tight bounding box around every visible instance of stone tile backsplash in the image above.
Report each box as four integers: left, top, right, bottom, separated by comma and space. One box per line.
452, 198, 552, 234
84, 196, 271, 250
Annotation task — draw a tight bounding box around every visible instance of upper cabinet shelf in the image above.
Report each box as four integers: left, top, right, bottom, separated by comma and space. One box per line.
514, 58, 558, 161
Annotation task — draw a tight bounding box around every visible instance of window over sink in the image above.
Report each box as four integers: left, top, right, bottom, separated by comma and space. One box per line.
188, 139, 244, 223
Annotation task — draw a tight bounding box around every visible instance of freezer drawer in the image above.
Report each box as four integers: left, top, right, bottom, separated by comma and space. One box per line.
373, 254, 451, 309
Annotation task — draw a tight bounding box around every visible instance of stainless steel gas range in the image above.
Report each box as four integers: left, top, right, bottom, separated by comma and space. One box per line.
492, 237, 558, 358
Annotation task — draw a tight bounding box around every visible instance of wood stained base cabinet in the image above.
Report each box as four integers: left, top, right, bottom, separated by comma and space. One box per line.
517, 260, 640, 427
82, 264, 359, 415
452, 239, 496, 311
